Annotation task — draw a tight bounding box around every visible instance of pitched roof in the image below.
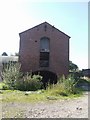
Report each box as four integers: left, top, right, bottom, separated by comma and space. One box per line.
19, 21, 71, 38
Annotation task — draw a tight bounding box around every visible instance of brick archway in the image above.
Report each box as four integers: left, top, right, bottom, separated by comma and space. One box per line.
32, 70, 57, 89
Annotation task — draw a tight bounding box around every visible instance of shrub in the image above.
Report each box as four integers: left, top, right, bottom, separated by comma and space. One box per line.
2, 62, 22, 90
0, 82, 9, 90
46, 74, 80, 96
16, 73, 43, 91
1, 62, 43, 91
46, 82, 68, 96
58, 75, 80, 94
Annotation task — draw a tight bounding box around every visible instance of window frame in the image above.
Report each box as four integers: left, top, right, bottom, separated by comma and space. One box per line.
39, 37, 50, 67
40, 37, 50, 52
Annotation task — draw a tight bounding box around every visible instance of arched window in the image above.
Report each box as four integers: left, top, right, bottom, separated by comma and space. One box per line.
40, 37, 50, 52
39, 37, 50, 67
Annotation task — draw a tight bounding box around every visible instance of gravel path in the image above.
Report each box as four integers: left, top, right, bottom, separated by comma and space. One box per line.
2, 92, 88, 118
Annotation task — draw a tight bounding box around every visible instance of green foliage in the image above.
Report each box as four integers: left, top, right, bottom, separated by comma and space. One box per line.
1, 61, 81, 94
16, 73, 43, 91
46, 75, 80, 96
2, 62, 22, 90
1, 62, 43, 91
46, 82, 68, 97
60, 75, 79, 94
69, 71, 83, 81
69, 61, 78, 72
0, 82, 9, 90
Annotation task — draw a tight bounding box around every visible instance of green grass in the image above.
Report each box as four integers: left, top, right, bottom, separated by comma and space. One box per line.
2, 90, 47, 103
0, 82, 4, 89
1, 88, 83, 103
0, 76, 85, 103
1, 89, 84, 118
0, 82, 9, 90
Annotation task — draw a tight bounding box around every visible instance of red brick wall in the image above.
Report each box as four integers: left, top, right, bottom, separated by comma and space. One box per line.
19, 22, 70, 77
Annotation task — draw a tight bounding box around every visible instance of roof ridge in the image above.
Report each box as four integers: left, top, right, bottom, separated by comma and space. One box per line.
19, 21, 70, 38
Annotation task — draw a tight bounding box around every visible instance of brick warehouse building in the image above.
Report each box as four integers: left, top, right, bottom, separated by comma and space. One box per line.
19, 22, 70, 84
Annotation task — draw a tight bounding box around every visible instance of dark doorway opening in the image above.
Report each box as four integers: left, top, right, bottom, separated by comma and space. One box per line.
32, 70, 57, 89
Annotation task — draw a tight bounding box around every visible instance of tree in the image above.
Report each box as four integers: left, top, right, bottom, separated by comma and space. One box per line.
69, 61, 78, 72
2, 52, 8, 56
15, 52, 19, 56
69, 61, 81, 80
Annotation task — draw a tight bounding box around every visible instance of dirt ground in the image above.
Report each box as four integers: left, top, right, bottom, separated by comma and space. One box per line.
1, 91, 88, 118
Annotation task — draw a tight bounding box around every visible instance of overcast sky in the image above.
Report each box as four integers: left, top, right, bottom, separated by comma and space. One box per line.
0, 0, 88, 70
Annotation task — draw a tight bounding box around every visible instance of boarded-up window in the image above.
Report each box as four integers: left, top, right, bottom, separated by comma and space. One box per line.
40, 52, 49, 67
40, 37, 50, 67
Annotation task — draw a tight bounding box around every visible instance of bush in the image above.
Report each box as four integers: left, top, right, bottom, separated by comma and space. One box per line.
16, 73, 43, 91
46, 82, 68, 96
46, 75, 80, 96
1, 62, 43, 91
58, 75, 79, 94
2, 62, 22, 90
0, 82, 9, 90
